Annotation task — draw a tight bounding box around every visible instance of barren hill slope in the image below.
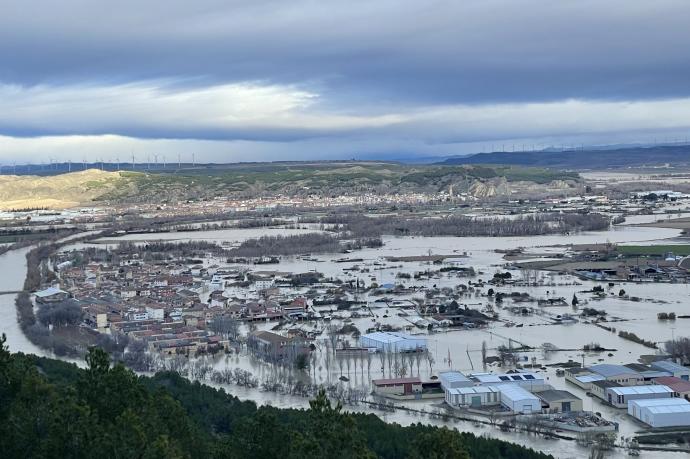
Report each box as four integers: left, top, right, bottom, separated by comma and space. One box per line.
0, 169, 126, 210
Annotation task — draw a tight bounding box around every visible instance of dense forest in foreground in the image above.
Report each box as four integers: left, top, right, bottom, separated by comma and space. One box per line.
0, 337, 551, 459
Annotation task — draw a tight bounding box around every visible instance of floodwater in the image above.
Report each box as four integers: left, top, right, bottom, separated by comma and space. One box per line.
3, 224, 690, 458
0, 247, 45, 355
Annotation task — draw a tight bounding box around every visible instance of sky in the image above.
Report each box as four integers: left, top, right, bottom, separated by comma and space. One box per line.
2, 0, 690, 164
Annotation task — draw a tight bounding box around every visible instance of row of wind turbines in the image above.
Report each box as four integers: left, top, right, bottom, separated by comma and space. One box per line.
0, 153, 198, 174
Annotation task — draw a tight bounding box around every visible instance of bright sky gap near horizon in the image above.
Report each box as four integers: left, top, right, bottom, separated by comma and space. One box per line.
2, 0, 690, 163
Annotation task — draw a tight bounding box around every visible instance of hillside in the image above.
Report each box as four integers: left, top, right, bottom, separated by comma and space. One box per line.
0, 169, 126, 210
0, 342, 552, 459
0, 163, 581, 209
440, 145, 690, 170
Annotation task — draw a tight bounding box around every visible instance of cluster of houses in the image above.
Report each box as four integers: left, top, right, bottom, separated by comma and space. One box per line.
566, 361, 690, 427
43, 250, 322, 355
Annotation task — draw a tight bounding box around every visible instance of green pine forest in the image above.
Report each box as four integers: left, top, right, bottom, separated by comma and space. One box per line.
0, 335, 552, 459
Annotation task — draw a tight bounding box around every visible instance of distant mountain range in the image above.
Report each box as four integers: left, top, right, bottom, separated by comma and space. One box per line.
439, 145, 690, 169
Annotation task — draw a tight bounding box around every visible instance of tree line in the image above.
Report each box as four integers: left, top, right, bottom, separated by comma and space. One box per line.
318, 212, 610, 238
228, 233, 382, 258
0, 339, 553, 459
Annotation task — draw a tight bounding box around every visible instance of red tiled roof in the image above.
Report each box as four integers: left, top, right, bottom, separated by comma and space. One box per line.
372, 377, 421, 385
654, 376, 690, 392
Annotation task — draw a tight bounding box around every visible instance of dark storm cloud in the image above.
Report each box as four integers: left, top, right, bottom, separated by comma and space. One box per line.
1, 0, 690, 160
2, 0, 690, 104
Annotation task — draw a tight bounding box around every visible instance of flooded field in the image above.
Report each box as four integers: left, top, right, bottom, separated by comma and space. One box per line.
3, 223, 689, 458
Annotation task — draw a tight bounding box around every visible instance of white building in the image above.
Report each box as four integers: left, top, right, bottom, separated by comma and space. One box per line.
254, 279, 274, 291
607, 385, 674, 408
471, 371, 546, 392
127, 309, 149, 321
445, 386, 500, 408
439, 371, 473, 390
360, 332, 427, 352
498, 384, 541, 414
145, 305, 165, 321
121, 288, 137, 299
628, 398, 690, 428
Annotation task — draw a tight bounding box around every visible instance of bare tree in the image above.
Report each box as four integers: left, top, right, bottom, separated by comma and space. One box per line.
377, 349, 386, 377
426, 353, 435, 376
323, 341, 332, 382
406, 352, 415, 377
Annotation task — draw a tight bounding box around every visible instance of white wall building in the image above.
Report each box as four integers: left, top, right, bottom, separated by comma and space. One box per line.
445, 386, 500, 408
628, 398, 690, 428
360, 332, 427, 352
607, 385, 674, 408
145, 306, 165, 321
498, 385, 541, 414
254, 279, 274, 291
471, 371, 546, 392
440, 371, 474, 391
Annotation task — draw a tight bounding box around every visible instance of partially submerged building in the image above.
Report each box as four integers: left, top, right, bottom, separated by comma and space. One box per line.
497, 385, 541, 414
372, 377, 422, 397
606, 385, 674, 409
445, 386, 500, 409
536, 389, 583, 413
470, 371, 547, 391
360, 331, 427, 352
439, 371, 473, 391
628, 398, 690, 428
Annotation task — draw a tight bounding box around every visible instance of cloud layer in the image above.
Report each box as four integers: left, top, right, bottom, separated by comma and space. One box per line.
1, 0, 690, 162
